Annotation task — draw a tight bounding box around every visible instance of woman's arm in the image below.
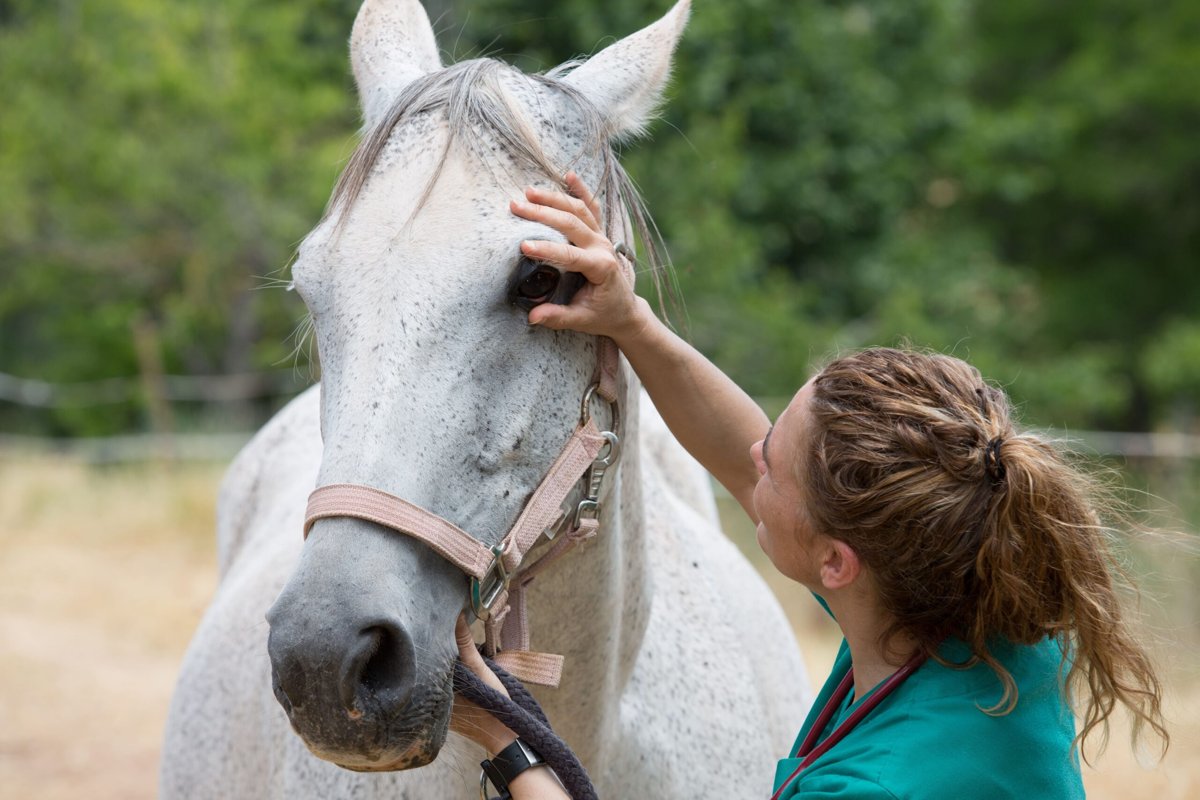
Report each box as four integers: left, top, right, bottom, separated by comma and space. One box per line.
512, 174, 766, 520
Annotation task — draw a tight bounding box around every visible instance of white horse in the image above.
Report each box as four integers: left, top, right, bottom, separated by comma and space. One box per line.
160, 1, 810, 797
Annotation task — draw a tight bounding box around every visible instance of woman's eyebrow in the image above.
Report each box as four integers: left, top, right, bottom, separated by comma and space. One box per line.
762, 424, 774, 470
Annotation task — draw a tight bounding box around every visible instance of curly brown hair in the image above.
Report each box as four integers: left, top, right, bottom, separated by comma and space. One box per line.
802, 347, 1167, 761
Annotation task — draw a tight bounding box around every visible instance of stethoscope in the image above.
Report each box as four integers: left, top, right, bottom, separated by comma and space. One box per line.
769, 650, 929, 800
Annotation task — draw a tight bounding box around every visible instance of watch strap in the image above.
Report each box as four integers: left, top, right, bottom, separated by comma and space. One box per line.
480, 738, 545, 799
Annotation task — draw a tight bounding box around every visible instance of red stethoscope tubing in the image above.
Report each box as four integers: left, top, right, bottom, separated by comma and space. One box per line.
769, 650, 928, 800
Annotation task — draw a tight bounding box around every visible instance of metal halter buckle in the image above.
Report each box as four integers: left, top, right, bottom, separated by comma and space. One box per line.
470, 544, 509, 620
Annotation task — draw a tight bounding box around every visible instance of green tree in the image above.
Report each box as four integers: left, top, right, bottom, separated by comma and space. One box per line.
457, 0, 1026, 397
2, 0, 1195, 437
950, 0, 1200, 429
0, 0, 359, 434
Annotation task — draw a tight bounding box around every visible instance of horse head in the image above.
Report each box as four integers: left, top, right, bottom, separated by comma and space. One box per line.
265, 0, 690, 772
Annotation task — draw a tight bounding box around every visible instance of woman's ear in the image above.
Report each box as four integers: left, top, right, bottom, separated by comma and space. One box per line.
819, 539, 862, 591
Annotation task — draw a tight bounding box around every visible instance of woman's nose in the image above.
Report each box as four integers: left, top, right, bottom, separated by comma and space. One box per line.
750, 440, 766, 476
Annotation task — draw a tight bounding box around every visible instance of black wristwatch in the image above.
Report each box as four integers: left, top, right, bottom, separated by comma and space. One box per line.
479, 738, 546, 799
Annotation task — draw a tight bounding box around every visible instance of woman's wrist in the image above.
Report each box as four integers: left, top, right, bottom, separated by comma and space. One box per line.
610, 295, 659, 352
481, 723, 519, 756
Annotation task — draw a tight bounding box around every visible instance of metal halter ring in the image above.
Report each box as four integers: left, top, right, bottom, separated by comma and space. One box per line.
579, 382, 621, 437
470, 544, 510, 620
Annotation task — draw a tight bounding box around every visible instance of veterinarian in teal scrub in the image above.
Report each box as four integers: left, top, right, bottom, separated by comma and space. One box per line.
450, 174, 1168, 799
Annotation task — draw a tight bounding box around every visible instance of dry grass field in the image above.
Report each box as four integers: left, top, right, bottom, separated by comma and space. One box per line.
0, 456, 1196, 799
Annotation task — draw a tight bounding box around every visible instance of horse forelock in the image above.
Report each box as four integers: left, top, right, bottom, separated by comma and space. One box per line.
322, 58, 670, 302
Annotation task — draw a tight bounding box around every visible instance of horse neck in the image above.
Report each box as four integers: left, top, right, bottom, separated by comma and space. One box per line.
523, 364, 650, 751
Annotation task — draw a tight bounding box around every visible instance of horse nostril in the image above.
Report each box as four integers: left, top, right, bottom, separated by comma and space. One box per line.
340, 622, 416, 714
273, 673, 295, 716
267, 626, 309, 718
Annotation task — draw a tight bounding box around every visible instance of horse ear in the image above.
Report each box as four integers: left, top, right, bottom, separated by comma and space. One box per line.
351, 0, 443, 127
562, 0, 691, 141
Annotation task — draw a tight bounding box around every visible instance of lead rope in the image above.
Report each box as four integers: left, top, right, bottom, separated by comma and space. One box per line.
454, 654, 598, 800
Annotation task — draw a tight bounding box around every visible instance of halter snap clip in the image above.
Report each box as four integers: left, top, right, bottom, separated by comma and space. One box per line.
572, 431, 620, 532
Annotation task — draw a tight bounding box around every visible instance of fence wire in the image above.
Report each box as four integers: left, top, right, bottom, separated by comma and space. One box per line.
0, 369, 312, 408
1, 373, 1197, 463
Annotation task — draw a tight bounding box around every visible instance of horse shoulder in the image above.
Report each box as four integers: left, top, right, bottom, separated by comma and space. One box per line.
216, 385, 323, 578
612, 392, 811, 791
634, 390, 721, 527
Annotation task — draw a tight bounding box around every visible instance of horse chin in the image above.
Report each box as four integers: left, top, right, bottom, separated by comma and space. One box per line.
337, 743, 441, 772
296, 668, 455, 772
314, 708, 450, 773
333, 737, 444, 772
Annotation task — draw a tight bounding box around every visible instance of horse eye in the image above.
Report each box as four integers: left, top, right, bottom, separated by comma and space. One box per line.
509, 260, 563, 311
518, 266, 560, 300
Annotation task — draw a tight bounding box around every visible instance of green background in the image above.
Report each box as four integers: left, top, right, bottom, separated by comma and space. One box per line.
1, 0, 1197, 440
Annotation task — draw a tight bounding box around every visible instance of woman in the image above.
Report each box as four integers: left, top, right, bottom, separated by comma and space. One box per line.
449, 174, 1168, 799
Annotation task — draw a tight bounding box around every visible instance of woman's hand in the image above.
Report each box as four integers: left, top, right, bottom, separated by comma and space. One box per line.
510, 172, 652, 345
449, 615, 517, 754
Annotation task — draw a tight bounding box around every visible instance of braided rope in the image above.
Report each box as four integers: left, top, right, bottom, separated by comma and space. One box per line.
454, 656, 598, 800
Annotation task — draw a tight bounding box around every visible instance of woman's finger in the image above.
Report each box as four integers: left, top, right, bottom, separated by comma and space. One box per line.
510, 199, 602, 248
528, 302, 595, 331
520, 240, 617, 285
524, 185, 602, 234
454, 615, 509, 696
449, 690, 516, 753
455, 615, 476, 654
565, 171, 605, 231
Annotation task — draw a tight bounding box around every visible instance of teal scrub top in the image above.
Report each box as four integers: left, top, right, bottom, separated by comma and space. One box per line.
774, 618, 1085, 799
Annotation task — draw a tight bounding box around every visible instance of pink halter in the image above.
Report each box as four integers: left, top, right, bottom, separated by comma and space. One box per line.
303, 257, 629, 688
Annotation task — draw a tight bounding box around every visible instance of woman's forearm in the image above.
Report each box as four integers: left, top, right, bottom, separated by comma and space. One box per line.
506, 766, 572, 800
615, 297, 767, 520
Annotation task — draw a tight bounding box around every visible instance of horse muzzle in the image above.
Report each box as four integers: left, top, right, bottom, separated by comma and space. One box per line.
265, 517, 464, 769
267, 608, 455, 768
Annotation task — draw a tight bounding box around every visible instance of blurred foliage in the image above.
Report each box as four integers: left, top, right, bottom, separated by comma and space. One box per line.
0, 0, 1196, 436
0, 0, 358, 433
455, 0, 1200, 431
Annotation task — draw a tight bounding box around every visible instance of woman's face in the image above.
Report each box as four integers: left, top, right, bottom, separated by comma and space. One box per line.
750, 379, 822, 585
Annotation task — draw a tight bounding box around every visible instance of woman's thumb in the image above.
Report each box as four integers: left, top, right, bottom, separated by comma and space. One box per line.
455, 615, 478, 658
529, 303, 589, 332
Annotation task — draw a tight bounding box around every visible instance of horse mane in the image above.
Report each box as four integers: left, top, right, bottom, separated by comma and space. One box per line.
324, 58, 674, 305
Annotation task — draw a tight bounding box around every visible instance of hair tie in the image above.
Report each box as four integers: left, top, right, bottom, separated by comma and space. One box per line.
983, 437, 1006, 487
